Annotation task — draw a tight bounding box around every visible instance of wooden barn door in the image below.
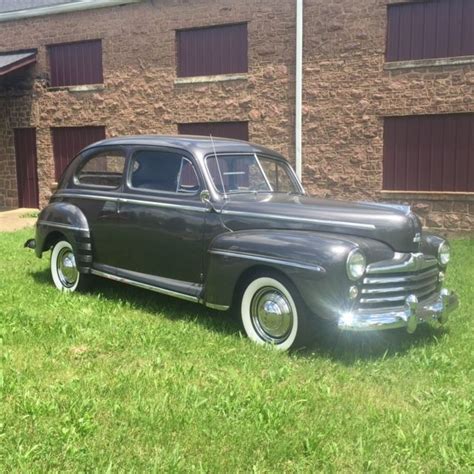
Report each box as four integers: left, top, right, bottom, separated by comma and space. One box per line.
178, 121, 249, 141
51, 126, 106, 180
14, 128, 39, 209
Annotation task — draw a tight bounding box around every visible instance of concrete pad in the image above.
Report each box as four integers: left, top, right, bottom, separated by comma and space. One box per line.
0, 208, 38, 232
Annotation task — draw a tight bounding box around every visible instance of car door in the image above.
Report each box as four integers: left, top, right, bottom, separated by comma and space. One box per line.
68, 146, 128, 269
117, 146, 206, 285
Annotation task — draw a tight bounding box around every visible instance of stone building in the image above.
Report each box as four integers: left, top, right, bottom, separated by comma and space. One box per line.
0, 0, 473, 232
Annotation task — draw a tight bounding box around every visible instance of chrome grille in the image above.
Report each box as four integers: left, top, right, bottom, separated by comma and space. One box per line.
359, 253, 440, 309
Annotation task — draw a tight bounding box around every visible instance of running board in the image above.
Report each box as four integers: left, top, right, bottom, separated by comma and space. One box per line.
90, 268, 200, 303
89, 268, 230, 311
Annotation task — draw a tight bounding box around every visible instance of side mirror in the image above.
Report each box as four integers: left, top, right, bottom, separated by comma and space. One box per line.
200, 190, 211, 205
200, 190, 218, 212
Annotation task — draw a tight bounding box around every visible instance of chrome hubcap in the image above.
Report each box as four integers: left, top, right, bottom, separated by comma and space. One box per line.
57, 248, 78, 288
250, 287, 293, 343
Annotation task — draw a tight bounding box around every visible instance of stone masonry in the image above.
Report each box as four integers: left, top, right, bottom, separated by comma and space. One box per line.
302, 0, 474, 234
0, 0, 473, 233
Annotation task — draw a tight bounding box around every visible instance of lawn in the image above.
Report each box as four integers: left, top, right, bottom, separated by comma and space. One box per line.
1, 228, 473, 472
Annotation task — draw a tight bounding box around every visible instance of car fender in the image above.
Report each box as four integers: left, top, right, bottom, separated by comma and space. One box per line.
35, 202, 92, 273
204, 229, 393, 318
420, 232, 444, 258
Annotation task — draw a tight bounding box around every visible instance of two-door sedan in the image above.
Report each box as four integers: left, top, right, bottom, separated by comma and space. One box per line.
26, 136, 458, 350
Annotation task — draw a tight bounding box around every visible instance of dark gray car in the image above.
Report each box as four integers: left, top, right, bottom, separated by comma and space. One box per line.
26, 136, 459, 350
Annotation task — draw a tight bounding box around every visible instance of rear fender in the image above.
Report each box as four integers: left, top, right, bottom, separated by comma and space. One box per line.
35, 202, 92, 273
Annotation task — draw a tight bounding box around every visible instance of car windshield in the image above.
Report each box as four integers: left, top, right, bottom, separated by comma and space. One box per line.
206, 154, 301, 194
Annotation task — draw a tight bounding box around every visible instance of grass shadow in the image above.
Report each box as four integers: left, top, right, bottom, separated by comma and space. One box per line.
31, 268, 447, 363
31, 267, 54, 285
31, 269, 241, 338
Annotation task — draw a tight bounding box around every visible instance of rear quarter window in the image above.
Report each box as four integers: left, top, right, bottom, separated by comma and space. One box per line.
75, 150, 126, 188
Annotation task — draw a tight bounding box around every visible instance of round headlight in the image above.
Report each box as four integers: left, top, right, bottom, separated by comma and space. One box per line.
346, 249, 366, 281
438, 241, 450, 266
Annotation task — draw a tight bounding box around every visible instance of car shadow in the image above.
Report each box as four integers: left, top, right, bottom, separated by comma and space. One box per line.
31, 268, 448, 363
31, 269, 241, 338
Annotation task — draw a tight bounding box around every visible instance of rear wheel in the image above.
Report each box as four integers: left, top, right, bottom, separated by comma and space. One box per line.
51, 240, 89, 292
239, 272, 314, 350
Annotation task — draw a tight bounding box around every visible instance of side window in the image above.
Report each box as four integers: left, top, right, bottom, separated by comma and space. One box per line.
259, 157, 294, 193
177, 158, 200, 193
130, 149, 200, 193
75, 150, 126, 188
207, 154, 269, 192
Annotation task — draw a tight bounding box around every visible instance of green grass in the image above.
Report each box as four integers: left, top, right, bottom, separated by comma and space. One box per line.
1, 229, 473, 472
19, 211, 39, 219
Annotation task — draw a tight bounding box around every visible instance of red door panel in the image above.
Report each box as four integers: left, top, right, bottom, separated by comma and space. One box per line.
52, 126, 106, 181
383, 114, 474, 192
178, 121, 249, 141
14, 128, 39, 208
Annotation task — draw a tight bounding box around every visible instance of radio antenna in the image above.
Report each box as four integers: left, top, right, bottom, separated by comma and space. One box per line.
210, 134, 227, 199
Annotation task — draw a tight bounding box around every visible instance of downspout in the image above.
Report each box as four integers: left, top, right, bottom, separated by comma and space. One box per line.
295, 0, 304, 181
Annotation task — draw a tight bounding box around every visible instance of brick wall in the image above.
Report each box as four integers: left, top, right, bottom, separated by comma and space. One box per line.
0, 0, 472, 233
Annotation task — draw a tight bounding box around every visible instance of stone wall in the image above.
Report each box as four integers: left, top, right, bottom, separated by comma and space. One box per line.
0, 0, 472, 233
301, 0, 474, 233
0, 97, 15, 208
0, 0, 296, 208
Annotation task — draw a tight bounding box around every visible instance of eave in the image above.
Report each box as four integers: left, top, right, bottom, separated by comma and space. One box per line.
0, 0, 143, 23
0, 50, 37, 77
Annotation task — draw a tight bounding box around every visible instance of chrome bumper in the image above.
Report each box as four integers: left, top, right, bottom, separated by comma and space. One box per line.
338, 288, 459, 333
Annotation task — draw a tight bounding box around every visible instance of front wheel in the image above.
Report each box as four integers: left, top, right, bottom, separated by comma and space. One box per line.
51, 240, 89, 292
239, 272, 313, 350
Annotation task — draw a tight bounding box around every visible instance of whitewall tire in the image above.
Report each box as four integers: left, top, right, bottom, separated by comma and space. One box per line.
51, 240, 84, 292
240, 274, 310, 351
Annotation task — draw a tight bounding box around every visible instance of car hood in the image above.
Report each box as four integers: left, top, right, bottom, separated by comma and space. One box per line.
219, 194, 422, 253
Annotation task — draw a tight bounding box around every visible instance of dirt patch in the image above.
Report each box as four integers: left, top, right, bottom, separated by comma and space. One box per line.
0, 208, 38, 232
69, 345, 89, 358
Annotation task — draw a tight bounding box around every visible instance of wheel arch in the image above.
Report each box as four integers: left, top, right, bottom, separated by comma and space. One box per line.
42, 230, 67, 252
35, 201, 93, 273
232, 264, 297, 306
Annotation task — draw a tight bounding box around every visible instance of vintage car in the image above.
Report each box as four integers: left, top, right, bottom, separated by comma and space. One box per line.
25, 136, 458, 350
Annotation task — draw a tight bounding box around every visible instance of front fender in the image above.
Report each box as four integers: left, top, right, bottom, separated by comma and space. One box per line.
35, 202, 92, 272
204, 230, 393, 319
420, 232, 444, 258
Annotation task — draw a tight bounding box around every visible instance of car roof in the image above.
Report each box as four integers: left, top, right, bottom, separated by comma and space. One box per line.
82, 135, 286, 160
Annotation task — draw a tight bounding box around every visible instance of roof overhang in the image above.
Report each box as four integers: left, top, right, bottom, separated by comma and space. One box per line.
0, 0, 143, 23
0, 51, 37, 77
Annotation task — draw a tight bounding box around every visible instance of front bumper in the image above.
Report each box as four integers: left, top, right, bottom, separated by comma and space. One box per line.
338, 288, 459, 333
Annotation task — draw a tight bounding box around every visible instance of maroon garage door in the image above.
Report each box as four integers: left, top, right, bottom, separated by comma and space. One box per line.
178, 122, 249, 141
386, 0, 474, 62
14, 128, 39, 208
177, 23, 248, 78
48, 39, 103, 87
52, 126, 106, 181
383, 114, 474, 192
